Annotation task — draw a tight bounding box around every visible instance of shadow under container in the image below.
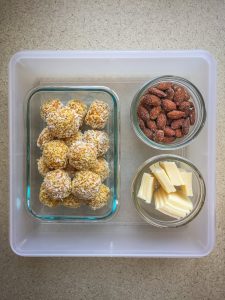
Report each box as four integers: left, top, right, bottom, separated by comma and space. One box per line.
26, 85, 120, 222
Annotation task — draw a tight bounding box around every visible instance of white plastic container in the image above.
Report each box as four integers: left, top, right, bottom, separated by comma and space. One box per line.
9, 50, 216, 257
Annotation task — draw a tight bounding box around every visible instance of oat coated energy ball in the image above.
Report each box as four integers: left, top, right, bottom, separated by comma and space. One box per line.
37, 156, 50, 177
43, 140, 68, 169
46, 107, 80, 138
67, 99, 87, 125
83, 130, 110, 157
90, 158, 110, 182
62, 131, 83, 147
43, 169, 71, 199
72, 170, 101, 200
68, 141, 97, 170
85, 100, 110, 129
40, 99, 62, 121
62, 194, 82, 208
88, 184, 110, 210
39, 183, 61, 207
37, 127, 54, 150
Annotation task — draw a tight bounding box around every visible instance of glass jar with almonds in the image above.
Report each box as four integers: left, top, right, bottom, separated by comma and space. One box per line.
130, 75, 206, 150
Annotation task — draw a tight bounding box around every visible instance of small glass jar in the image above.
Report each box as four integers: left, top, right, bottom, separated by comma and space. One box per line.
130, 75, 206, 150
131, 154, 206, 228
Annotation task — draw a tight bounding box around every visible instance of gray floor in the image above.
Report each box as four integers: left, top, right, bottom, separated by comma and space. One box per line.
1, 0, 225, 299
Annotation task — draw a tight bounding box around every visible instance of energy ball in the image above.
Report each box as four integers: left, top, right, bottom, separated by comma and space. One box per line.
85, 100, 110, 129
62, 131, 83, 147
90, 158, 110, 182
43, 140, 68, 169
37, 156, 50, 177
67, 99, 87, 125
46, 107, 80, 138
37, 127, 54, 150
62, 194, 82, 208
39, 183, 61, 207
43, 169, 71, 199
68, 141, 97, 170
72, 170, 101, 200
40, 99, 62, 121
88, 184, 110, 210
83, 130, 110, 157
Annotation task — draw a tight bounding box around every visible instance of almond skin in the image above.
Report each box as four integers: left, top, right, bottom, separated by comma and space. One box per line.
167, 110, 185, 120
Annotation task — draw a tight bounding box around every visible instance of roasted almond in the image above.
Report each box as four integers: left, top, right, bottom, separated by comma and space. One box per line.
138, 118, 145, 131
163, 136, 176, 143
155, 82, 172, 91
162, 99, 176, 112
182, 118, 190, 135
137, 105, 150, 122
156, 113, 167, 130
146, 120, 157, 132
167, 110, 185, 120
154, 130, 164, 142
164, 127, 175, 137
171, 118, 184, 129
141, 94, 161, 108
149, 106, 161, 120
143, 128, 153, 140
148, 87, 167, 98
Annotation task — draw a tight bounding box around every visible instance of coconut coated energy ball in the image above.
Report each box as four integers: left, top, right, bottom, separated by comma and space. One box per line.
83, 130, 110, 157
43, 140, 68, 169
46, 107, 80, 138
72, 170, 101, 200
40, 99, 62, 121
85, 100, 110, 129
90, 158, 110, 182
43, 169, 71, 199
62, 194, 82, 208
88, 184, 110, 210
67, 99, 87, 125
39, 183, 61, 207
37, 156, 50, 177
68, 141, 97, 170
37, 127, 54, 150
62, 131, 83, 147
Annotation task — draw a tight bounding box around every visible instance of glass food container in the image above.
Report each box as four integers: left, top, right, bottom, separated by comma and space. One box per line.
26, 85, 120, 222
130, 75, 206, 150
131, 154, 206, 228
